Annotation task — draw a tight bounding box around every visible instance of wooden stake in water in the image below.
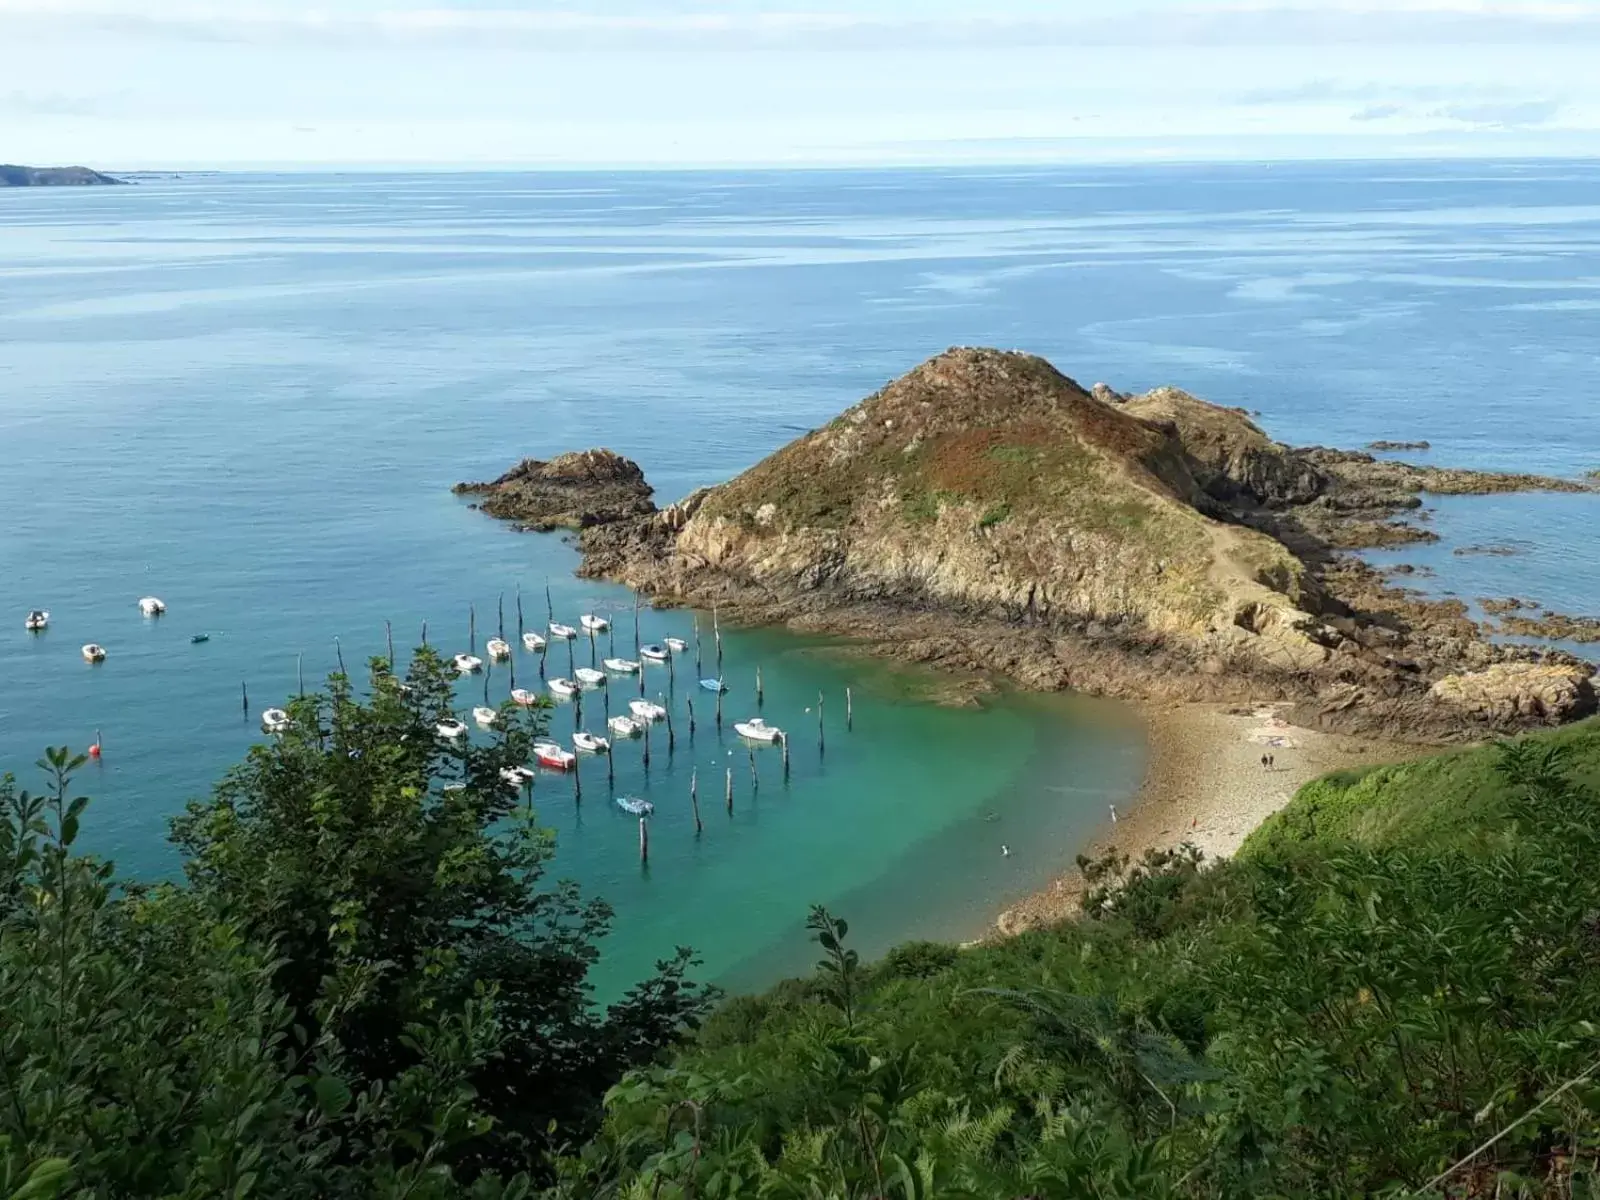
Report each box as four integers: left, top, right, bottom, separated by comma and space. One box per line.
573, 756, 583, 803
469, 604, 476, 656
607, 735, 615, 789
747, 744, 759, 794
846, 686, 853, 732
782, 732, 791, 782
241, 681, 249, 717
483, 659, 491, 707
545, 581, 554, 624
335, 636, 346, 676
566, 638, 575, 677
633, 594, 641, 656
686, 696, 696, 739
725, 767, 733, 814
756, 665, 764, 709
421, 620, 429, 646
639, 816, 649, 865
643, 718, 652, 770
715, 687, 723, 731
608, 620, 615, 656
665, 700, 676, 755
296, 652, 304, 696
509, 652, 517, 691
818, 692, 826, 759
690, 768, 703, 834
385, 619, 394, 667
694, 617, 702, 676
714, 606, 723, 673
516, 587, 525, 642
497, 592, 505, 640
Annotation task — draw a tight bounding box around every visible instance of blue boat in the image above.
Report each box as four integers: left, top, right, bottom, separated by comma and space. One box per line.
699, 678, 727, 693
616, 796, 653, 816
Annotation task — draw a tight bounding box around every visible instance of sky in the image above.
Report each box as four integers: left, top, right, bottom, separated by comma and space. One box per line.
5, 0, 1600, 168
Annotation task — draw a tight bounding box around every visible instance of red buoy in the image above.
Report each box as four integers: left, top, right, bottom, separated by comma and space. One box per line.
88, 743, 102, 759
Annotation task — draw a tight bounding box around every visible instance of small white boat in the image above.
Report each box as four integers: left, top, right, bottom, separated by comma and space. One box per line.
81, 643, 106, 663
699, 678, 728, 694
510, 688, 539, 707
616, 796, 654, 816
629, 699, 666, 722
499, 765, 536, 790
473, 706, 498, 729
574, 667, 607, 689
664, 637, 688, 653
608, 715, 642, 738
24, 609, 48, 631
534, 740, 577, 770
573, 730, 610, 754
261, 707, 291, 734
580, 614, 610, 634
138, 597, 166, 617
522, 631, 547, 652
604, 656, 641, 674
548, 622, 577, 640
640, 644, 669, 663
436, 719, 468, 741
735, 717, 784, 743
547, 677, 578, 698
454, 653, 484, 675
486, 638, 512, 661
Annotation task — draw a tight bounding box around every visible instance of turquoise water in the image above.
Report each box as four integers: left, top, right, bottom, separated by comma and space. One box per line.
5, 162, 1600, 990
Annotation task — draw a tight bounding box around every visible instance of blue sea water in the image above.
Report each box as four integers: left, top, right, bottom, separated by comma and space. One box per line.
3, 160, 1600, 993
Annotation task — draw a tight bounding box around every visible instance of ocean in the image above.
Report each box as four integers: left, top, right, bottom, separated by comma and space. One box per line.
3, 160, 1599, 993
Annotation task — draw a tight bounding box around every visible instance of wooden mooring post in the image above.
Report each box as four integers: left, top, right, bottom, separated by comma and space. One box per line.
639, 817, 649, 865
690, 768, 703, 834
817, 692, 825, 759
846, 687, 853, 732
725, 767, 734, 815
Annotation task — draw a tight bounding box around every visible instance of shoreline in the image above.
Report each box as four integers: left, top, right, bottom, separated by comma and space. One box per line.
994, 701, 1424, 935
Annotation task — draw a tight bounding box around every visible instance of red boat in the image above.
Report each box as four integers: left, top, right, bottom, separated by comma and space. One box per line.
533, 740, 576, 771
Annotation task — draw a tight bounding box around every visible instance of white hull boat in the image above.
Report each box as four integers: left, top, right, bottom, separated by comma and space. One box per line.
639, 644, 669, 663
580, 614, 610, 634
534, 740, 577, 770
436, 719, 468, 741
608, 715, 642, 738
454, 653, 484, 675
574, 667, 607, 689
616, 796, 654, 816
261, 707, 291, 734
522, 631, 547, 652
486, 638, 512, 661
511, 688, 538, 707
500, 766, 536, 790
547, 678, 578, 698
548, 622, 578, 640
472, 706, 498, 729
735, 718, 784, 743
81, 643, 106, 663
573, 731, 610, 754
629, 699, 666, 722
24, 609, 48, 632
138, 597, 166, 617
664, 637, 688, 653
604, 657, 641, 674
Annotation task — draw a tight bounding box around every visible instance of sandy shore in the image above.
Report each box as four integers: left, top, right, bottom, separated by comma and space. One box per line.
995, 702, 1422, 935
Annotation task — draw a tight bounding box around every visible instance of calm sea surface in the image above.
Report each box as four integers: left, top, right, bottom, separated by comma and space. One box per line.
4, 161, 1599, 992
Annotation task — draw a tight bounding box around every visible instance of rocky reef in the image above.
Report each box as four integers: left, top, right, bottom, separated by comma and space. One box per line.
468, 348, 1599, 741
452, 449, 654, 531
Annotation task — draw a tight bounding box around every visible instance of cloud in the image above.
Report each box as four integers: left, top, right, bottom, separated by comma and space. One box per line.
1352, 103, 1405, 121
1432, 99, 1563, 126
6, 2, 1600, 50
0, 89, 106, 116
1238, 79, 1520, 105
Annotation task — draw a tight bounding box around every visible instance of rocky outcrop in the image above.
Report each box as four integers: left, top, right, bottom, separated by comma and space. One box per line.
1430, 663, 1597, 727
0, 164, 121, 187
453, 450, 654, 531
1369, 440, 1431, 451
1121, 387, 1327, 507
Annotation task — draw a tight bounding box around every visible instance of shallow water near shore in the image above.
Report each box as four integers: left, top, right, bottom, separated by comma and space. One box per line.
5, 162, 1600, 993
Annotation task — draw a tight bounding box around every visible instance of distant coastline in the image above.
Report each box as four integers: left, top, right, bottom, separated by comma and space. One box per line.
0, 164, 123, 187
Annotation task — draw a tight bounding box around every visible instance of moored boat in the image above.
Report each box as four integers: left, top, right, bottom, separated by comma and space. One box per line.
534, 740, 577, 770
603, 656, 641, 673
24, 609, 48, 631
548, 622, 577, 640
190, 633, 210, 644
616, 796, 653, 816
81, 643, 106, 663
574, 667, 607, 689
522, 631, 547, 652
454, 653, 484, 675
261, 707, 291, 734
628, 699, 666, 722
510, 688, 539, 707
664, 636, 688, 653
573, 730, 610, 754
138, 597, 166, 617
500, 765, 536, 790
699, 677, 728, 693
734, 717, 784, 743
472, 705, 498, 728
580, 614, 610, 634
486, 637, 512, 661
547, 677, 578, 698
639, 644, 669, 663
608, 715, 642, 738
436, 719, 468, 741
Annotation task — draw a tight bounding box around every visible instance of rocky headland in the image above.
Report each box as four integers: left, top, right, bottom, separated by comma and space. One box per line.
464, 348, 1598, 742
0, 164, 122, 187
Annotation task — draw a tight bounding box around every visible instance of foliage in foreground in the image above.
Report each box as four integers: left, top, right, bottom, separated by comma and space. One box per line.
0, 650, 712, 1197
556, 723, 1600, 1198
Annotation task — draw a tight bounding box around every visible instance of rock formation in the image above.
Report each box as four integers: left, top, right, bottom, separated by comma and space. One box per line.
0, 164, 122, 187
452, 449, 654, 531
1431, 663, 1596, 726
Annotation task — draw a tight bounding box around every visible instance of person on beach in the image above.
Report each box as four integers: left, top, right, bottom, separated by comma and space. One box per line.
1261, 753, 1269, 770
1109, 803, 1118, 824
